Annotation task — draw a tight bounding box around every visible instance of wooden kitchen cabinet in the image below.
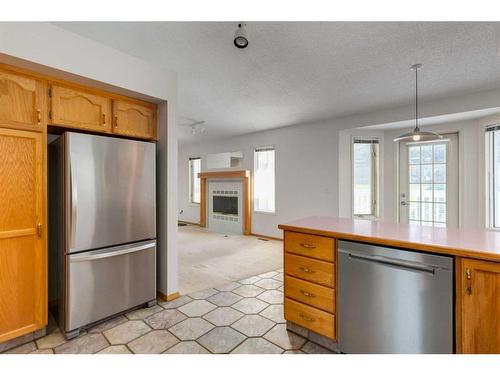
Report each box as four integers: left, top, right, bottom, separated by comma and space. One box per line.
50, 85, 112, 133
0, 69, 46, 132
0, 127, 47, 343
457, 258, 500, 354
112, 100, 157, 140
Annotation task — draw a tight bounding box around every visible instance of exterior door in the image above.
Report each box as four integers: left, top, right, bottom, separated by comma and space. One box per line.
0, 69, 46, 132
399, 133, 459, 228
0, 128, 46, 342
459, 258, 500, 353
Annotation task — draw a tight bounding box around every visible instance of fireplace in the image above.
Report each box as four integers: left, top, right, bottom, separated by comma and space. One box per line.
198, 170, 251, 235
213, 195, 238, 215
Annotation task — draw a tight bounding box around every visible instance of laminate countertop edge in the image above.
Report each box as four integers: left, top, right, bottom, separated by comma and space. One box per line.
278, 216, 500, 263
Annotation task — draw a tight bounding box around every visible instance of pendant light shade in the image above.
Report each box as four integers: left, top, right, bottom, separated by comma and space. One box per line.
394, 64, 442, 142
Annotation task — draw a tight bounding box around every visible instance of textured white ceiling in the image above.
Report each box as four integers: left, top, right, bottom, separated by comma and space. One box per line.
53, 22, 500, 142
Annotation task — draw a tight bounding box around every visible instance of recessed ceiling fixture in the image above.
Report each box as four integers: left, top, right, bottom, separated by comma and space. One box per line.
394, 64, 443, 142
233, 23, 248, 49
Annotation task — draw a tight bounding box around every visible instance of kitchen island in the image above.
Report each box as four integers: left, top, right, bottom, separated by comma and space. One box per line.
278, 216, 500, 354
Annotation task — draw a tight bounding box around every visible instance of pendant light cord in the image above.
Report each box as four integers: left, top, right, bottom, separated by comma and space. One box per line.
415, 66, 419, 131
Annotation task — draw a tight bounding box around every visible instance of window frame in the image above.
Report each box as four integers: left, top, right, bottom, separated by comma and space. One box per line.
253, 145, 276, 214
189, 157, 201, 205
351, 137, 379, 219
486, 126, 500, 229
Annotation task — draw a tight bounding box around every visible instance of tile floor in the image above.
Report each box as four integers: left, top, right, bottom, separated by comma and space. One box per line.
2, 269, 333, 354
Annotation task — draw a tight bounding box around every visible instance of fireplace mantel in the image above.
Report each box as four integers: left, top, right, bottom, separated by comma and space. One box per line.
198, 170, 251, 235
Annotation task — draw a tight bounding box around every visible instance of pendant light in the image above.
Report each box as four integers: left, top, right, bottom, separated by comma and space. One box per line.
394, 64, 442, 142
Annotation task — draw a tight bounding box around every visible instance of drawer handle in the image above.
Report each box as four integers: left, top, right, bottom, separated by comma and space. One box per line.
300, 289, 316, 298
299, 313, 316, 322
300, 243, 316, 249
299, 266, 315, 274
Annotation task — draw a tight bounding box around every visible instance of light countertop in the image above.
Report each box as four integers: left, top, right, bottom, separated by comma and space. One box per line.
278, 216, 500, 262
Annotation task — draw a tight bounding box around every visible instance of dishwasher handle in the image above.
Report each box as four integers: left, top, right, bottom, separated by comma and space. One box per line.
347, 252, 436, 274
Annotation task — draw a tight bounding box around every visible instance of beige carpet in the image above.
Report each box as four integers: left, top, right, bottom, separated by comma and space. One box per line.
178, 225, 283, 295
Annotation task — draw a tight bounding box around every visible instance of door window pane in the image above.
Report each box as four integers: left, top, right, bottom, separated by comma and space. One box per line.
189, 158, 201, 204
406, 142, 448, 228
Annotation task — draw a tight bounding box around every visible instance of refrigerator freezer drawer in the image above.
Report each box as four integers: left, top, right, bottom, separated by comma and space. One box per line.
66, 240, 156, 332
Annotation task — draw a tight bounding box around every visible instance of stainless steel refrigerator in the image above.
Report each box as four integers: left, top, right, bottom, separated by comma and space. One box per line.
49, 132, 156, 339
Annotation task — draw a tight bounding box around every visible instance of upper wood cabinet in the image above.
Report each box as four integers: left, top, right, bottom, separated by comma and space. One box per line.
112, 100, 157, 140
458, 258, 500, 353
0, 128, 46, 343
0, 70, 46, 131
50, 85, 112, 133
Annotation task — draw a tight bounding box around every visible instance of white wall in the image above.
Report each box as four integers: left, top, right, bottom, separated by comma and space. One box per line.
0, 22, 179, 295
179, 120, 341, 238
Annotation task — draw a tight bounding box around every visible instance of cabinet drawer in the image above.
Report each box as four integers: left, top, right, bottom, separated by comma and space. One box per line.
285, 231, 335, 262
285, 275, 335, 313
285, 253, 334, 287
285, 298, 335, 339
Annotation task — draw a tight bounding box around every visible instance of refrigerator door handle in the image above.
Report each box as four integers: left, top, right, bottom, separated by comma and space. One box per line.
70, 155, 77, 250
69, 241, 156, 262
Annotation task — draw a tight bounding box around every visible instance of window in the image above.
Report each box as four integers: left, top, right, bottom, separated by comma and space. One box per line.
189, 157, 201, 204
487, 126, 500, 228
254, 146, 275, 213
352, 138, 379, 217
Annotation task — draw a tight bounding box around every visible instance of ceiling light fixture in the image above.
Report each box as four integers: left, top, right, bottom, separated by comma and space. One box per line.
394, 64, 443, 142
233, 23, 248, 49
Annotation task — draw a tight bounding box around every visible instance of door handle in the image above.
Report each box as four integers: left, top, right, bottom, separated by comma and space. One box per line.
400, 201, 408, 206
348, 253, 436, 274
37, 223, 42, 238
70, 242, 156, 262
300, 243, 316, 249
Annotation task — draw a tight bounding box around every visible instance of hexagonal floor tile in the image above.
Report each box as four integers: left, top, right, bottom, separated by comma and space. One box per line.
254, 278, 282, 290
54, 334, 109, 354
259, 304, 286, 323
103, 320, 151, 345
188, 288, 218, 300
301, 341, 334, 354
144, 309, 187, 329
231, 315, 275, 337
263, 324, 306, 351
231, 338, 283, 354
125, 304, 163, 320
233, 284, 265, 298
128, 330, 179, 354
203, 307, 244, 326
197, 327, 246, 354
87, 315, 128, 334
238, 276, 261, 285
158, 295, 192, 309
178, 300, 217, 317
164, 341, 210, 354
97, 345, 132, 354
207, 291, 243, 307
257, 290, 284, 304
168, 318, 214, 340
258, 271, 278, 278
214, 282, 241, 292
232, 298, 269, 314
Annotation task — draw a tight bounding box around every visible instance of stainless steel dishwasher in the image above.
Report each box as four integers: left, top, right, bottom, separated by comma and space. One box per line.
338, 240, 453, 354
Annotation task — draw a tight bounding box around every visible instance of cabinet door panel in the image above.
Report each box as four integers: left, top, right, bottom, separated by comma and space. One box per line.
0, 128, 46, 343
113, 100, 156, 140
51, 85, 111, 133
460, 258, 500, 353
0, 70, 45, 131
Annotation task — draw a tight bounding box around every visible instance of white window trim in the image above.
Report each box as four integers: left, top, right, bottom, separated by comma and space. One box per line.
351, 137, 379, 219
189, 157, 201, 205
486, 125, 500, 229
253, 145, 276, 214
